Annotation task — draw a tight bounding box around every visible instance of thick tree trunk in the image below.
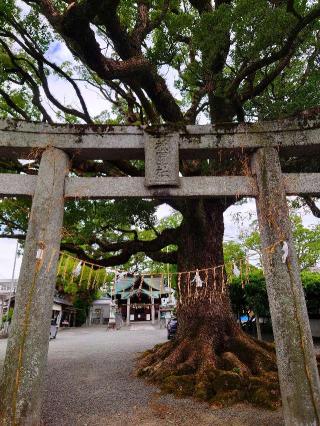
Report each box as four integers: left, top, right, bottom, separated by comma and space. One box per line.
137, 104, 280, 407
176, 200, 238, 352
137, 199, 280, 408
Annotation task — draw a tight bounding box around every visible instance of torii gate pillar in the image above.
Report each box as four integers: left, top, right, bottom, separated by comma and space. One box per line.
252, 147, 320, 426
0, 147, 69, 425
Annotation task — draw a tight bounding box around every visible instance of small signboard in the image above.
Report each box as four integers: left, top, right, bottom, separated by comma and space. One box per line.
144, 134, 180, 187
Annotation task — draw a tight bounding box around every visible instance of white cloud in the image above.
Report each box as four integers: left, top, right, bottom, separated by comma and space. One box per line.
223, 197, 320, 242
0, 239, 22, 279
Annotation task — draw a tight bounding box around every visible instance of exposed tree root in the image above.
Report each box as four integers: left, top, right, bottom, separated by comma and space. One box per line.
136, 333, 282, 409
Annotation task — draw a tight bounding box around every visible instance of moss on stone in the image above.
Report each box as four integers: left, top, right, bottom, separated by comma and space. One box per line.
137, 349, 154, 360
194, 381, 208, 400
136, 333, 281, 410
249, 387, 279, 409
212, 389, 245, 405
211, 371, 243, 392
161, 375, 196, 397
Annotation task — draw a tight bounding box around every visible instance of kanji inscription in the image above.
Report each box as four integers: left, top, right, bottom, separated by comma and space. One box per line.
144, 135, 180, 187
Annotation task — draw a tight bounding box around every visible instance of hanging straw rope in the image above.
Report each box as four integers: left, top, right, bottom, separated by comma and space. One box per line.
57, 251, 257, 277
56, 250, 260, 294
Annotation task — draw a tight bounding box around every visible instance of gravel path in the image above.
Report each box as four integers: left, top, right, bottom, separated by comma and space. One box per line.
0, 324, 286, 425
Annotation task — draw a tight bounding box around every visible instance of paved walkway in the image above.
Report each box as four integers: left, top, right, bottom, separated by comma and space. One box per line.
0, 324, 284, 425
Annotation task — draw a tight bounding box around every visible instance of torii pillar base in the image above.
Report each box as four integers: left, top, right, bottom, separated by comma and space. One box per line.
252, 147, 320, 426
0, 148, 69, 426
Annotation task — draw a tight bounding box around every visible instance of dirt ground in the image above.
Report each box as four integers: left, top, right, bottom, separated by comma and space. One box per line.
0, 324, 286, 426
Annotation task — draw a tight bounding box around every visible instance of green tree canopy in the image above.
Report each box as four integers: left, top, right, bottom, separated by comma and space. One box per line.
0, 1, 319, 124
1, 0, 319, 270
238, 213, 320, 270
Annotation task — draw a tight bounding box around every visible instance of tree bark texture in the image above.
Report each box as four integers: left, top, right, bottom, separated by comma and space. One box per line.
176, 200, 238, 351
252, 147, 320, 426
0, 148, 69, 426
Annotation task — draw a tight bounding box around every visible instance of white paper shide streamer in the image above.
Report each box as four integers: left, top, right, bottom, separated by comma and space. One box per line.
281, 241, 289, 264
233, 262, 241, 277
73, 261, 82, 277
191, 269, 203, 288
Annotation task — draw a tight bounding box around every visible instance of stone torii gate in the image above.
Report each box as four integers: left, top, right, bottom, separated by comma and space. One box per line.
0, 114, 320, 425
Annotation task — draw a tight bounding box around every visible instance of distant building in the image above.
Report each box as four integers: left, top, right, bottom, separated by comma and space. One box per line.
0, 279, 18, 320
115, 274, 174, 324
52, 295, 77, 328
0, 279, 18, 297
88, 274, 176, 326
88, 295, 112, 325
1, 287, 76, 329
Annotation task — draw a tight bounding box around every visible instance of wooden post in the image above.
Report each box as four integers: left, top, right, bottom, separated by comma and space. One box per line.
126, 297, 130, 326
0, 147, 69, 425
252, 147, 320, 426
254, 308, 262, 341
151, 297, 155, 325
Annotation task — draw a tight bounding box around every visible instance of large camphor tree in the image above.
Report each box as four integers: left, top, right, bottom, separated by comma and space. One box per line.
1, 0, 320, 405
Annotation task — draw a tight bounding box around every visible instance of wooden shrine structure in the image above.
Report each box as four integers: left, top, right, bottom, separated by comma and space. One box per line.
0, 113, 320, 425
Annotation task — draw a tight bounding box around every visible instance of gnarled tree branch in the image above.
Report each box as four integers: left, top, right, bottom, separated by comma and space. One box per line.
303, 196, 320, 219
61, 226, 180, 267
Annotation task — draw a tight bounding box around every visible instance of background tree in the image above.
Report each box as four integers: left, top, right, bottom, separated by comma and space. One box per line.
230, 270, 320, 328
0, 0, 320, 404
239, 214, 320, 270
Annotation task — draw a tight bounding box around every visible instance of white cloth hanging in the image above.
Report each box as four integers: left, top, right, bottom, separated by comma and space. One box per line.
73, 261, 82, 277
191, 269, 203, 288
233, 263, 241, 277
281, 241, 289, 263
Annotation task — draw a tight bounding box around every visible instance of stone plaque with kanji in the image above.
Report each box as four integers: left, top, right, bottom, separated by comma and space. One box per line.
144, 134, 180, 187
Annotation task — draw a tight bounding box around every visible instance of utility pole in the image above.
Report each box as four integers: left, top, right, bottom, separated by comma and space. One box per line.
4, 240, 19, 333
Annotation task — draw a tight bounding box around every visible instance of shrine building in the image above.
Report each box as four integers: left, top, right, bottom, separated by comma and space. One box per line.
115, 274, 174, 324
